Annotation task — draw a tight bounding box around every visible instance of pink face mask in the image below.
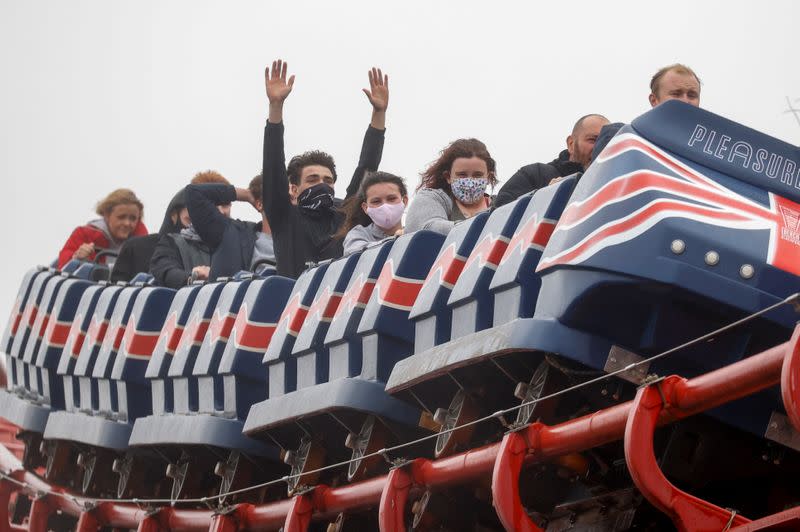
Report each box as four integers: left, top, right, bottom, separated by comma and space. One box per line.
366, 201, 405, 230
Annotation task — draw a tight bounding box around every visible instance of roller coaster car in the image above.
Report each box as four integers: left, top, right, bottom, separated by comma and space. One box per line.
2, 100, 800, 530
385, 101, 800, 525
127, 272, 288, 502
0, 262, 112, 469
243, 231, 445, 492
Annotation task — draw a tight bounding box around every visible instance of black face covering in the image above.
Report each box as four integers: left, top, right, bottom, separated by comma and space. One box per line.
298, 183, 335, 216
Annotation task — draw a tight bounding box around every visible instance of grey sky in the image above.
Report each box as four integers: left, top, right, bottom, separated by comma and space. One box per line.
0, 0, 798, 324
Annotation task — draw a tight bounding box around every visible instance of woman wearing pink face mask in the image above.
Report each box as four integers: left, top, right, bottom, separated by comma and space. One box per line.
336, 172, 408, 255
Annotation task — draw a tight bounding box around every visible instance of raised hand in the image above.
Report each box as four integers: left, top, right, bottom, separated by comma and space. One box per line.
362, 67, 389, 112
265, 59, 295, 104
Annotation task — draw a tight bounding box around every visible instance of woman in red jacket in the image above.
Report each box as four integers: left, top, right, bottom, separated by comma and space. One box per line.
57, 188, 148, 269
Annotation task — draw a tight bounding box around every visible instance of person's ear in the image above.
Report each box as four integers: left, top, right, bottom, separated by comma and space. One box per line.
289, 183, 298, 198
402, 196, 409, 207
362, 202, 369, 214
255, 199, 263, 213
649, 93, 658, 108
444, 171, 452, 185
566, 134, 575, 157
170, 213, 178, 224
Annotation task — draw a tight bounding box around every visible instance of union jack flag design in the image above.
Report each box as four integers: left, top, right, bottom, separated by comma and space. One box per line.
537, 132, 800, 277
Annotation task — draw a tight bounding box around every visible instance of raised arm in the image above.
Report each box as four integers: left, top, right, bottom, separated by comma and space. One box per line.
184, 183, 253, 250
262, 59, 295, 231
345, 68, 389, 199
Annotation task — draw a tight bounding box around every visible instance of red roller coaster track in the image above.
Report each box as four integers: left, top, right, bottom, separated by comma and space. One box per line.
3, 327, 800, 531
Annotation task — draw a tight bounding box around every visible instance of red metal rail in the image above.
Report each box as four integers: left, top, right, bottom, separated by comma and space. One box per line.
2, 327, 800, 531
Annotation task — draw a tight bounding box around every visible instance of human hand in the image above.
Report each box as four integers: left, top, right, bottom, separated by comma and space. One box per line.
236, 187, 256, 208
394, 228, 404, 236
549, 176, 564, 185
265, 59, 295, 104
362, 67, 389, 112
192, 265, 210, 281
73, 242, 95, 261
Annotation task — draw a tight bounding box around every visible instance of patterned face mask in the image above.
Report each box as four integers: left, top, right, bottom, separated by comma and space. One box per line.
298, 183, 335, 213
450, 177, 488, 205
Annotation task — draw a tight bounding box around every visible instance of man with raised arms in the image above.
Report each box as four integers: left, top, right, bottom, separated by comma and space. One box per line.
262, 59, 389, 278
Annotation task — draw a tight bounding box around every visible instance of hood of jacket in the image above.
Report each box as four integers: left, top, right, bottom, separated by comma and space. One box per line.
159, 189, 187, 235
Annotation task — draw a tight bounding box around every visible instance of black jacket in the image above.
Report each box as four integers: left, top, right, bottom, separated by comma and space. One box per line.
184, 184, 263, 279
262, 121, 384, 278
494, 150, 583, 207
110, 189, 187, 283
149, 233, 211, 289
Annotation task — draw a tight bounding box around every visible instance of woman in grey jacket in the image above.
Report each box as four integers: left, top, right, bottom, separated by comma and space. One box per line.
336, 171, 408, 255
405, 138, 497, 235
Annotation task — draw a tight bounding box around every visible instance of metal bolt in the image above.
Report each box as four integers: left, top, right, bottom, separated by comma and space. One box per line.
670, 239, 686, 254
740, 264, 755, 279
283, 450, 295, 466
704, 251, 720, 266
513, 382, 529, 400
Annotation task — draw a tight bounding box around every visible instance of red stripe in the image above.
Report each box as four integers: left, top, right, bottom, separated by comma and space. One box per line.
306, 286, 344, 322
25, 305, 38, 329
111, 325, 126, 350
539, 199, 752, 269
425, 244, 467, 288
126, 333, 160, 358
85, 318, 109, 348
166, 326, 184, 353
277, 293, 310, 336
560, 170, 774, 230
334, 275, 377, 318
8, 297, 22, 335
376, 261, 424, 310
502, 215, 557, 262
208, 312, 237, 345
48, 322, 71, 347
70, 332, 86, 358
37, 314, 50, 341
464, 235, 509, 272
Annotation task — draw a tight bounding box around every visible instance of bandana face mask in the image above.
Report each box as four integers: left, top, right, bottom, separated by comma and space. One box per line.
298, 183, 335, 213
366, 201, 405, 230
450, 177, 488, 205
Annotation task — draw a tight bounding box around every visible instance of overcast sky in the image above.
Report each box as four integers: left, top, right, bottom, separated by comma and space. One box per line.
0, 0, 798, 325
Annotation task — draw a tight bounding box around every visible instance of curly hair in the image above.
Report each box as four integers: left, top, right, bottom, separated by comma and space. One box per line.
287, 151, 337, 185
335, 171, 407, 240
95, 188, 144, 219
419, 138, 497, 193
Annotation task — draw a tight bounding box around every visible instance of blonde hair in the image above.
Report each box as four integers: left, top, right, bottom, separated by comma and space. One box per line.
191, 170, 230, 185
650, 64, 701, 95
95, 188, 144, 219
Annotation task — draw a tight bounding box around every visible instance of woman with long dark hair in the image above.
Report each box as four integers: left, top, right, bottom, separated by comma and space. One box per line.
336, 171, 408, 255
404, 138, 497, 235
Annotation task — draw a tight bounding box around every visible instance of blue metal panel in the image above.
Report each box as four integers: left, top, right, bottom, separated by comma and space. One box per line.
489, 178, 576, 325
446, 197, 531, 339
409, 212, 490, 353
292, 254, 360, 390
218, 276, 295, 419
